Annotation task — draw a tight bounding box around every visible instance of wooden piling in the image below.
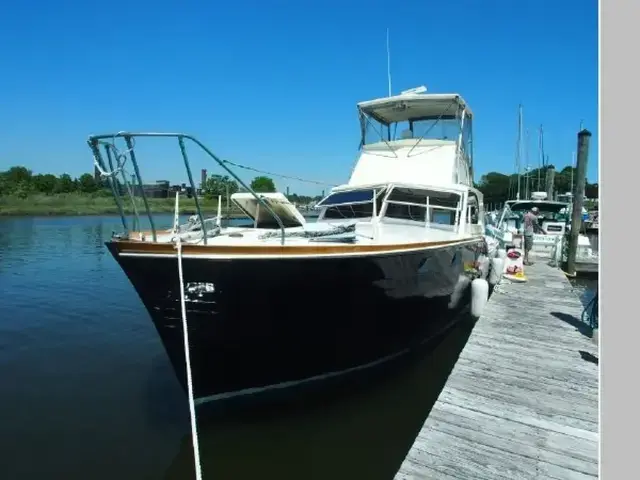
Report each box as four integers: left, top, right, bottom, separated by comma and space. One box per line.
545, 166, 555, 200
566, 129, 592, 276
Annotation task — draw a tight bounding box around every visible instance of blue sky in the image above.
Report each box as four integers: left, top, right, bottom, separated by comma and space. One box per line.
0, 0, 598, 195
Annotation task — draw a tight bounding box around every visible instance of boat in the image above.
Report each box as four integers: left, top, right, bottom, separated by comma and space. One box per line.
585, 212, 599, 233
489, 193, 597, 266
556, 192, 590, 222
89, 87, 488, 406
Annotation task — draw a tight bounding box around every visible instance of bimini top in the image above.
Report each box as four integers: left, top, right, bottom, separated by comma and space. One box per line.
357, 92, 472, 125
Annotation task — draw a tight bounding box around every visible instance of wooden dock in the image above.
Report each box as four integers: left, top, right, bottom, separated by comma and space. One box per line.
395, 262, 599, 480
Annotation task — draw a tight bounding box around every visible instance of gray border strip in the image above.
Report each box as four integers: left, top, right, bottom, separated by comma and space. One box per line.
602, 0, 636, 477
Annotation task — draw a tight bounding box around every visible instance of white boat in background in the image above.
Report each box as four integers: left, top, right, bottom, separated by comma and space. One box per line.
488, 192, 597, 266
89, 86, 491, 405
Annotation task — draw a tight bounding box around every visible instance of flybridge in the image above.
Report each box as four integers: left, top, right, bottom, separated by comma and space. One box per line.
351, 86, 475, 189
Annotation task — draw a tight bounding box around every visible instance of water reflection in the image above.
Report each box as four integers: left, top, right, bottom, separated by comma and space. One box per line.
0, 217, 38, 271
163, 321, 475, 480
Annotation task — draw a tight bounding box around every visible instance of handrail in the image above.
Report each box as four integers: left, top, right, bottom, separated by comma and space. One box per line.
125, 136, 157, 243
87, 132, 287, 245
177, 137, 207, 243
103, 143, 141, 231
89, 139, 129, 233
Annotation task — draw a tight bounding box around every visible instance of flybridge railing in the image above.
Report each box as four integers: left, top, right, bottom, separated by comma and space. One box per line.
88, 132, 286, 245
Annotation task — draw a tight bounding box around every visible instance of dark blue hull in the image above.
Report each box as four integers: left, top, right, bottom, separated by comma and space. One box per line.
106, 239, 483, 405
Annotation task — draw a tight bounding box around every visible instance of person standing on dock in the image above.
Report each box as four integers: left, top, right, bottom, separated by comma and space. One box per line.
523, 206, 547, 266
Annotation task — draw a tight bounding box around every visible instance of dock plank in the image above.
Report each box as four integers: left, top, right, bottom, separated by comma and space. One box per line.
394, 263, 599, 479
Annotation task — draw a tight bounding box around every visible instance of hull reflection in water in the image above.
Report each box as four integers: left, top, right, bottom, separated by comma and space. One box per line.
107, 239, 482, 406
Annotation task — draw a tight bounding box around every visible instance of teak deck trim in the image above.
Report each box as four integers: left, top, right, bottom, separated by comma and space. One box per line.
110, 237, 483, 256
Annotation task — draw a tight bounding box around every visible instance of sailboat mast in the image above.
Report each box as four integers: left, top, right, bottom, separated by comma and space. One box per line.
516, 104, 523, 200
571, 151, 575, 195
525, 128, 530, 199
537, 125, 543, 191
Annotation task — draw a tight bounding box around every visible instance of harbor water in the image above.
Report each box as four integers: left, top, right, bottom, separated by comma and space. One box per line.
0, 215, 598, 480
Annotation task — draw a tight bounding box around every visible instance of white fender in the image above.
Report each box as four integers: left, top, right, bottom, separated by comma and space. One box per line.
471, 278, 490, 318
477, 255, 490, 280
489, 258, 504, 285
448, 275, 471, 309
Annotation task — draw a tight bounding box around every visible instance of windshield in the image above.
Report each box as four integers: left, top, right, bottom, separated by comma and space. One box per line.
317, 187, 387, 220
317, 189, 375, 207
359, 110, 471, 160
362, 115, 463, 144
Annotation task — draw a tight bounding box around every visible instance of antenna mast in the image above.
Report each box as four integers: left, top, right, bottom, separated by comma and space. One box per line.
386, 28, 392, 96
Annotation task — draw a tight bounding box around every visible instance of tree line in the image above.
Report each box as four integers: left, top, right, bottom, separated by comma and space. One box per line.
0, 166, 105, 198
475, 165, 598, 205
1, 164, 598, 207
0, 166, 324, 205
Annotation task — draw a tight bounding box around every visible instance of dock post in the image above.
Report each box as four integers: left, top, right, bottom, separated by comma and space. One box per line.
545, 166, 555, 200
566, 129, 591, 276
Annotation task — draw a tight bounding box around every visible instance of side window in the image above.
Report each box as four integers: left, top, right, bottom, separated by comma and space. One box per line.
429, 190, 460, 226
467, 192, 480, 224
324, 203, 373, 219
383, 188, 460, 226
384, 188, 427, 222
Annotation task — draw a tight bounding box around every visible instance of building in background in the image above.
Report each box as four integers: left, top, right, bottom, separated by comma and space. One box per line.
131, 180, 170, 198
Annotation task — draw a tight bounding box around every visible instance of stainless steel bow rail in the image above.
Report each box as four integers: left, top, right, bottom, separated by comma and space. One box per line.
88, 132, 287, 245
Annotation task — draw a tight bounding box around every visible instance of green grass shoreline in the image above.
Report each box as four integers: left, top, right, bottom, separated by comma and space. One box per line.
0, 193, 319, 218
0, 193, 245, 217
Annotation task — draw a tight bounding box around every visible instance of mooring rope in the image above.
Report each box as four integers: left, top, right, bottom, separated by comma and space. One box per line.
174, 237, 203, 480
221, 159, 337, 187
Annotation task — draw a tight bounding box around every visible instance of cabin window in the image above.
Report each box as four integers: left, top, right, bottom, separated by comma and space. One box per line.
361, 117, 391, 145
319, 188, 385, 220
466, 192, 481, 224
384, 188, 427, 222
466, 191, 485, 235
359, 101, 464, 147
361, 116, 462, 145
318, 190, 373, 206
383, 188, 461, 226
461, 115, 472, 157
